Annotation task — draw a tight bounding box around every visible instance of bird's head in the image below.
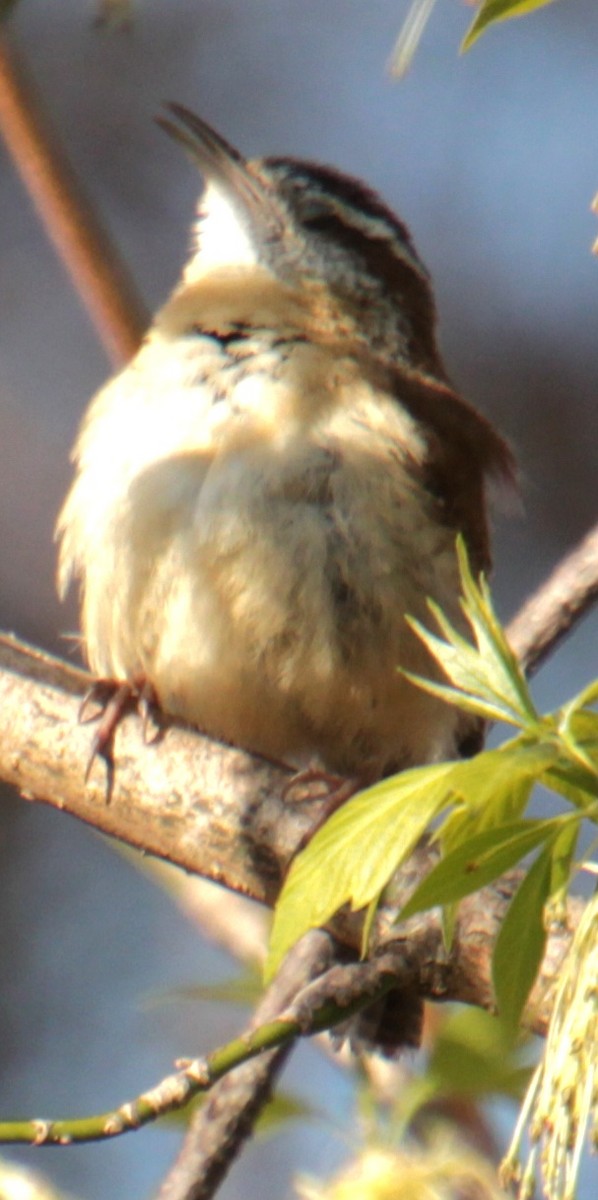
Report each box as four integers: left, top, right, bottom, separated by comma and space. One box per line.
157, 104, 445, 377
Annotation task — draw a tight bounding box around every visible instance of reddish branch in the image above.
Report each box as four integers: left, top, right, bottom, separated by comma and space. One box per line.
0, 35, 147, 364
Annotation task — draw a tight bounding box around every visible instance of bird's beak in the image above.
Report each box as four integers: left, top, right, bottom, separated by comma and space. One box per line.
156, 103, 285, 241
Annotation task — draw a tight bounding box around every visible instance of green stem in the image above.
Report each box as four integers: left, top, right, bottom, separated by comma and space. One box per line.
0, 980, 388, 1146
0, 1017, 298, 1146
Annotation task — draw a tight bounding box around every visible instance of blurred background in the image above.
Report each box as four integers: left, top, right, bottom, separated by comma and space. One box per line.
0, 1, 597, 1197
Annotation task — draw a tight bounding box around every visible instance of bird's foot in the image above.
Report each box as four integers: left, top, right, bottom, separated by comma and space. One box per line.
282, 763, 348, 803
283, 763, 362, 849
79, 674, 160, 781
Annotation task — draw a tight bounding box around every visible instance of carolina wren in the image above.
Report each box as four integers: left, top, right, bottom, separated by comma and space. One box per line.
57, 105, 513, 780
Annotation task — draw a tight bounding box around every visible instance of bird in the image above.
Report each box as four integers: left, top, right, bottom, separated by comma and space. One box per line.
56, 104, 514, 787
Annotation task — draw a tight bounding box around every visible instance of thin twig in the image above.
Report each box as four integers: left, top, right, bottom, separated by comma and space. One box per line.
0, 936, 347, 1154
506, 519, 598, 678
155, 930, 336, 1200
0, 1006, 300, 1147
0, 34, 147, 365
0, 902, 580, 1150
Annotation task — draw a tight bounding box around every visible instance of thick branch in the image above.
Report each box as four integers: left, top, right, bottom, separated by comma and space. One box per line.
0, 633, 580, 1037
0, 633, 308, 905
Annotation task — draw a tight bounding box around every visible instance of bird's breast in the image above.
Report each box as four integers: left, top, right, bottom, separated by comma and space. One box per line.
58, 316, 465, 772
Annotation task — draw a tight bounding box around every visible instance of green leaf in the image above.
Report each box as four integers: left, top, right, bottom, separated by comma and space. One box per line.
544, 767, 598, 815
427, 1007, 530, 1099
555, 707, 598, 796
146, 969, 263, 1009
158, 1088, 318, 1133
396, 1006, 530, 1127
268, 726, 568, 977
458, 538, 537, 720
542, 710, 598, 811
462, 0, 560, 52
548, 820, 580, 909
360, 888, 384, 959
406, 538, 537, 728
492, 842, 553, 1030
403, 633, 522, 725
439, 737, 554, 853
266, 535, 597, 986
441, 900, 458, 951
462, 549, 537, 716
253, 1091, 322, 1138
559, 680, 598, 728
266, 761, 458, 980
400, 817, 568, 919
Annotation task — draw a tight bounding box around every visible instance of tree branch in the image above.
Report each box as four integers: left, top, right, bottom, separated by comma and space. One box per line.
2, 518, 597, 911
0, 34, 147, 365
0, 633, 306, 904
506, 519, 598, 677
0, 631, 583, 1043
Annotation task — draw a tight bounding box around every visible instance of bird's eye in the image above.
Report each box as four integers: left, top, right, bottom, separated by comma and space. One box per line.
299, 195, 331, 222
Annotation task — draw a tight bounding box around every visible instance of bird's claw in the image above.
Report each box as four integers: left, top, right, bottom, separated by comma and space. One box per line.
79, 676, 161, 781
283, 764, 363, 851
282, 763, 347, 803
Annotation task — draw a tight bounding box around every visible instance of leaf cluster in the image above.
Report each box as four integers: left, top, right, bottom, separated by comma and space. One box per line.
268, 540, 598, 1033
